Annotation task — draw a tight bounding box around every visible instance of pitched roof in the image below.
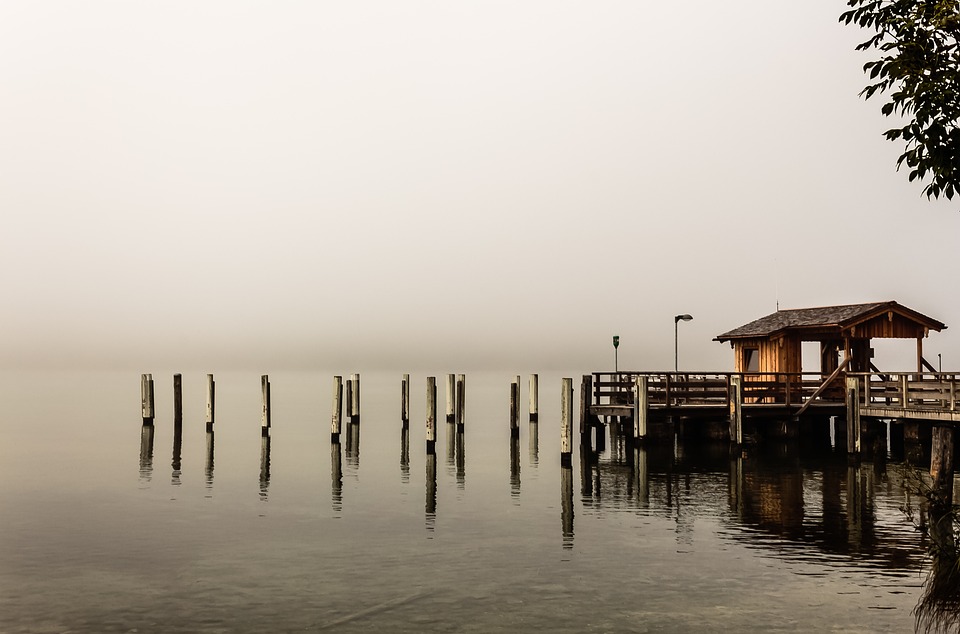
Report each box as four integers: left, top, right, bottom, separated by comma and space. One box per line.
714, 301, 946, 341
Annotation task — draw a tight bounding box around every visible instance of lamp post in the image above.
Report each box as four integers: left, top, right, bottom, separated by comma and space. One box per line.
674, 314, 693, 372
613, 335, 620, 373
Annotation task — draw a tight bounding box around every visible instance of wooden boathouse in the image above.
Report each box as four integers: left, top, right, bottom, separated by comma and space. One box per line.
583, 301, 953, 453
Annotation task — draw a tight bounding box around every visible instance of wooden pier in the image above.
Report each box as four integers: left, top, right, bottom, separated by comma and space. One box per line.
587, 370, 960, 440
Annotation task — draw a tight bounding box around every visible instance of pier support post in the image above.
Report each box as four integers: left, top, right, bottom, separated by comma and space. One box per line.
729, 375, 743, 446
580, 375, 592, 449
633, 376, 648, 441
205, 374, 215, 432
426, 377, 437, 454
173, 373, 182, 425
349, 374, 361, 425
456, 374, 465, 432
510, 381, 520, 438
261, 375, 272, 437
331, 376, 343, 442
401, 374, 410, 429
561, 378, 573, 466
845, 376, 861, 458
529, 374, 539, 423
141, 374, 155, 425
931, 423, 955, 507
446, 374, 456, 424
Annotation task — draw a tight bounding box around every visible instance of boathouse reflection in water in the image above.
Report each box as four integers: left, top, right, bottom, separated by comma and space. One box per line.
577, 421, 923, 572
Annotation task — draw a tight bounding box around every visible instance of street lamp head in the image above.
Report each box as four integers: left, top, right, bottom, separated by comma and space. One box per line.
675, 314, 693, 323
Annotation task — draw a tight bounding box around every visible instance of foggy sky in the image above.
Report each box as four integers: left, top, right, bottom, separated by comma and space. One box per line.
2, 1, 959, 373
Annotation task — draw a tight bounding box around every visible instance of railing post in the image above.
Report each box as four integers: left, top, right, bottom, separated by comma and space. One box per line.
845, 376, 861, 457
901, 374, 909, 406
951, 376, 956, 412
729, 375, 742, 446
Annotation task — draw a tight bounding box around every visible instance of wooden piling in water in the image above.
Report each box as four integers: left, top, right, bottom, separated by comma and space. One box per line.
845, 376, 861, 458
426, 377, 437, 454
350, 374, 361, 425
331, 376, 343, 442
729, 375, 742, 446
579, 375, 591, 445
141, 374, 155, 425
514, 375, 521, 425
345, 379, 353, 426
173, 373, 182, 425
261, 374, 271, 437
529, 374, 539, 423
931, 423, 955, 506
401, 374, 410, 428
206, 374, 215, 432
446, 374, 456, 424
510, 381, 519, 438
561, 378, 573, 466
456, 374, 465, 432
633, 376, 648, 441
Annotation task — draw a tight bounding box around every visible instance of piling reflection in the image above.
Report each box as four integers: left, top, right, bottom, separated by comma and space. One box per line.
510, 436, 520, 500
400, 427, 410, 484
561, 465, 574, 549
331, 440, 343, 514
171, 422, 182, 486
446, 423, 456, 474
139, 424, 155, 482
205, 431, 215, 493
455, 428, 465, 489
345, 422, 360, 469
529, 422, 539, 467
425, 451, 437, 532
259, 435, 271, 501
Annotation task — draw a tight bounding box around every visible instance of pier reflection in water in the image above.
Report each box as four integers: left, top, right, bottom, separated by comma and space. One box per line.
578, 429, 924, 574
138, 423, 154, 483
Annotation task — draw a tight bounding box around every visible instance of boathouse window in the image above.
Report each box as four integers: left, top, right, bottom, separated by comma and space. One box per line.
744, 348, 759, 372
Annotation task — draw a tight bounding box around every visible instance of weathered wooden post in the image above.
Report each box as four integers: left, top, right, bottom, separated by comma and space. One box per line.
580, 375, 592, 449
529, 373, 539, 423
456, 374, 465, 431
634, 376, 649, 441
206, 374, 215, 432
426, 376, 437, 454
845, 376, 861, 458
561, 377, 573, 466
729, 375, 743, 446
331, 375, 343, 442
510, 381, 520, 438
345, 378, 353, 425
261, 374, 271, 437
401, 374, 410, 428
173, 373, 182, 425
350, 373, 361, 425
515, 375, 521, 423
931, 423, 955, 506
141, 374, 155, 425
446, 374, 456, 424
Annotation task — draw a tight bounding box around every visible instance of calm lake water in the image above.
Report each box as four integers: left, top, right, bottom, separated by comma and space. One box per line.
0, 370, 935, 632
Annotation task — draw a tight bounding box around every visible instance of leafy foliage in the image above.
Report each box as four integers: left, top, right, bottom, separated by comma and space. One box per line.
841, 0, 960, 200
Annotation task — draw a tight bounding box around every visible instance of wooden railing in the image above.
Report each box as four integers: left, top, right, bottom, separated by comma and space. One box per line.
850, 372, 960, 412
592, 372, 844, 409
